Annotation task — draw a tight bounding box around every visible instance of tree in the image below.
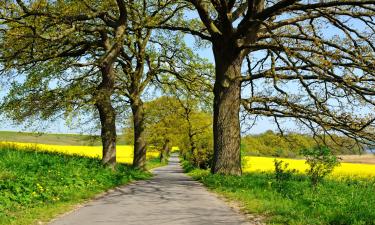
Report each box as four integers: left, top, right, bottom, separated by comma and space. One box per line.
0, 0, 129, 167
0, 1, 204, 170
138, 96, 186, 159
133, 96, 212, 167
114, 0, 192, 169
241, 131, 362, 157
165, 83, 213, 167
160, 0, 375, 175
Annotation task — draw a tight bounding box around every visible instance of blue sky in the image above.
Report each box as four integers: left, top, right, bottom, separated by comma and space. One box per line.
0, 35, 279, 135
2, 9, 368, 136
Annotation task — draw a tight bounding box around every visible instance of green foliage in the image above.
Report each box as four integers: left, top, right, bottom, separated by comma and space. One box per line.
242, 130, 363, 158
188, 168, 375, 225
273, 160, 297, 194
180, 159, 196, 173
0, 145, 151, 225
301, 147, 341, 186
125, 96, 213, 169
189, 146, 213, 169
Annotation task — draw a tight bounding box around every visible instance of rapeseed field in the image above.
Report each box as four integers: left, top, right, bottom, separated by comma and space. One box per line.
1, 141, 373, 177
243, 156, 375, 178
0, 142, 159, 164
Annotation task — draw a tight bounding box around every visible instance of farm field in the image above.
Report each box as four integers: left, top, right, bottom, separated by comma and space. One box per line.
339, 154, 375, 164
0, 141, 159, 164
243, 156, 375, 178
0, 131, 128, 145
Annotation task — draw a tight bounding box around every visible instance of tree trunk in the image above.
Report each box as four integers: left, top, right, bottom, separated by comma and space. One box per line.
131, 97, 147, 170
96, 100, 117, 167
160, 149, 165, 163
160, 138, 170, 163
96, 68, 117, 167
211, 44, 243, 175
187, 121, 197, 156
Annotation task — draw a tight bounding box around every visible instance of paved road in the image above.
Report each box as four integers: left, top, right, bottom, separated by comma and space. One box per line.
50, 154, 252, 225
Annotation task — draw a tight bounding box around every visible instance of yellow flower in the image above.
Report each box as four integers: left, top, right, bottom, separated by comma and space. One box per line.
243, 156, 375, 178
0, 141, 160, 164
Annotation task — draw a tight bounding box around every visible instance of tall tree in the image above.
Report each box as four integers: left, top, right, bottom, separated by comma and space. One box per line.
115, 1, 211, 168
0, 0, 131, 166
0, 1, 205, 170
160, 0, 375, 175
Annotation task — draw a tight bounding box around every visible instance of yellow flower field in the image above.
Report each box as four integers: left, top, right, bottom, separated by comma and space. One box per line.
0, 141, 160, 164
243, 156, 375, 178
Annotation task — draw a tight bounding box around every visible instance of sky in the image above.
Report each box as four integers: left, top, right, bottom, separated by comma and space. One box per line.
0, 6, 280, 135
0, 35, 280, 135
0, 6, 370, 136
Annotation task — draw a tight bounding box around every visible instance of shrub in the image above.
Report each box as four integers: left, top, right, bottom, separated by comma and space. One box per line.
301, 146, 340, 186
189, 147, 213, 169
273, 159, 297, 194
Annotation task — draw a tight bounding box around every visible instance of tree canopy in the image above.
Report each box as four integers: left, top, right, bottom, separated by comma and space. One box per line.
0, 0, 374, 175
0, 0, 210, 168
157, 0, 375, 174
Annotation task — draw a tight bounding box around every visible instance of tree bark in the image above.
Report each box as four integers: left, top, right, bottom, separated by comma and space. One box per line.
211, 43, 243, 175
131, 97, 147, 170
187, 117, 197, 156
96, 68, 117, 167
160, 138, 170, 163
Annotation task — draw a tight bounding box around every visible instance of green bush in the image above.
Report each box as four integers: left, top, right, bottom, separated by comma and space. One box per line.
183, 127, 213, 169
189, 147, 213, 169
301, 146, 340, 186
273, 159, 297, 195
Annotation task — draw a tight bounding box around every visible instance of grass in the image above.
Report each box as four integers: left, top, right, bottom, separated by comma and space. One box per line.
183, 161, 375, 225
146, 156, 168, 170
0, 145, 161, 225
339, 154, 375, 164
0, 131, 129, 145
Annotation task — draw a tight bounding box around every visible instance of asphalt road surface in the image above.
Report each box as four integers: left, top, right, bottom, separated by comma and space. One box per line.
49, 154, 252, 225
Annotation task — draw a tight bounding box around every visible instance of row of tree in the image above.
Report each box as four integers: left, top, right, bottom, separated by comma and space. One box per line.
242, 130, 363, 158
0, 0, 211, 170
124, 96, 213, 168
1, 1, 374, 175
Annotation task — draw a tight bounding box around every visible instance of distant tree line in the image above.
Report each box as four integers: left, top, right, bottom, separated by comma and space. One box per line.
242, 130, 363, 158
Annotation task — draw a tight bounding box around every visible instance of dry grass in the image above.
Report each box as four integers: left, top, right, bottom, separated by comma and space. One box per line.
339, 154, 375, 164
0, 131, 128, 146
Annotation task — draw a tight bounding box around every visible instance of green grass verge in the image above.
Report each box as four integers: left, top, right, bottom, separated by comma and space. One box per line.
0, 146, 156, 225
182, 162, 375, 225
146, 157, 168, 170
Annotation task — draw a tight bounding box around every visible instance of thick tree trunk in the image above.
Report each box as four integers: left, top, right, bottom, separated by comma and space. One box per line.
131, 97, 147, 170
96, 99, 117, 167
211, 44, 243, 175
94, 20, 126, 168
96, 68, 117, 167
